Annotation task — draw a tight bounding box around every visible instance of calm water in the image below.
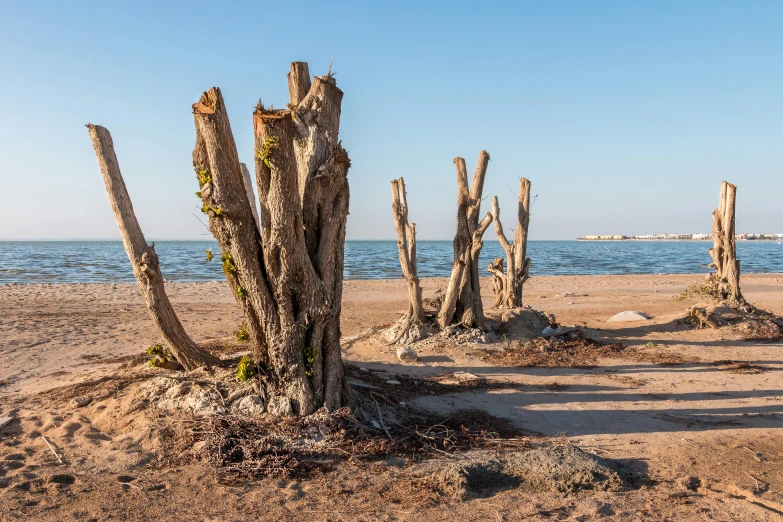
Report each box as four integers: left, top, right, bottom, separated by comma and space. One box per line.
0, 240, 782, 284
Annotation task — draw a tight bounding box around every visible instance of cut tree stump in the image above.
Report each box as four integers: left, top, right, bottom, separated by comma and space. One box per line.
708, 181, 744, 305
87, 124, 221, 371
489, 177, 531, 308
437, 151, 493, 330
192, 62, 352, 415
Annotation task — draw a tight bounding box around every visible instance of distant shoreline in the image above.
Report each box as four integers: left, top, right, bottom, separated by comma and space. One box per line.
577, 238, 782, 242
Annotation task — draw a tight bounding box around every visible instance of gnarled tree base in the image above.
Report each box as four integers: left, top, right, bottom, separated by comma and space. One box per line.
383, 315, 431, 345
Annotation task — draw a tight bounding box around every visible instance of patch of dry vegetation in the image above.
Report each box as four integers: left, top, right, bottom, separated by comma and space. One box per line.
475, 331, 698, 368
192, 407, 531, 482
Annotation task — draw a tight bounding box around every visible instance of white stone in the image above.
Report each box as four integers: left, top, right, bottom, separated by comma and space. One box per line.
0, 417, 13, 431
234, 395, 265, 416
607, 311, 650, 323
71, 397, 92, 408
396, 346, 418, 363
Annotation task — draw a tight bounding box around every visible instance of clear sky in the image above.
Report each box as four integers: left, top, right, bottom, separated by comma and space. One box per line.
2, 1, 781, 240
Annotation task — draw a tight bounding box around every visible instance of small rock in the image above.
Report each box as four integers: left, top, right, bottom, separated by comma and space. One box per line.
567, 301, 575, 305
70, 397, 91, 408
233, 395, 265, 416
268, 396, 293, 417
539, 295, 547, 299
607, 311, 650, 323
359, 367, 368, 372
396, 346, 418, 363
191, 441, 207, 453
385, 380, 401, 385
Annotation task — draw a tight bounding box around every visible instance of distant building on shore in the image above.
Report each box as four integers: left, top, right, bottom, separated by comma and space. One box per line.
578, 233, 783, 241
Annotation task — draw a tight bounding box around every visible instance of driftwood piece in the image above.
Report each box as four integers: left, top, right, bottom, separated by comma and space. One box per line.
489, 177, 531, 308
708, 181, 744, 305
87, 125, 220, 371
488, 257, 505, 308
437, 151, 493, 329
192, 62, 351, 416
386, 177, 426, 344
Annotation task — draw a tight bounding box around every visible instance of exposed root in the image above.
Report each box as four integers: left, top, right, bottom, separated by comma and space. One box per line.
384, 314, 431, 345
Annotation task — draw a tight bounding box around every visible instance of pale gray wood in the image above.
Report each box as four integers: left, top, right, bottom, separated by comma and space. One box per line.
87, 125, 220, 371
490, 177, 531, 308
708, 181, 744, 304
438, 151, 493, 329
388, 177, 425, 343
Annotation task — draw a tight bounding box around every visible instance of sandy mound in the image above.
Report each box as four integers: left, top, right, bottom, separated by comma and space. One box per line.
431, 444, 625, 498
683, 300, 783, 341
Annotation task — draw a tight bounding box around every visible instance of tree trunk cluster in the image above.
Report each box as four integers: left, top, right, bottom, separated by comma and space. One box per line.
437, 152, 493, 330
89, 62, 352, 416
488, 177, 531, 308
708, 181, 744, 305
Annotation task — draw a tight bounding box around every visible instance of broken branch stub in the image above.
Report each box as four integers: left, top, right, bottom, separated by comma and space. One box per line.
87, 124, 220, 371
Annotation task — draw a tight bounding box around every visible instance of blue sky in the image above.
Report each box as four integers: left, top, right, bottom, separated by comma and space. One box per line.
2, 1, 781, 240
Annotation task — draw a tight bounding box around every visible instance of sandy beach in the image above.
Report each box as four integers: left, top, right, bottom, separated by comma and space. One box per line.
1, 273, 782, 520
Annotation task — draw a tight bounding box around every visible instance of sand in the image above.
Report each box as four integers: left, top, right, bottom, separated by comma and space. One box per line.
1, 273, 783, 520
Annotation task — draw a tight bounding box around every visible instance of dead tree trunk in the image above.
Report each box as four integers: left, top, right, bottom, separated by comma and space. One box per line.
240, 162, 261, 231
192, 62, 351, 416
708, 181, 744, 305
489, 177, 531, 308
385, 177, 426, 344
87, 124, 221, 371
437, 151, 493, 329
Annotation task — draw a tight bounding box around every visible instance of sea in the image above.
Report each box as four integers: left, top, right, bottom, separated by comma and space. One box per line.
0, 240, 781, 284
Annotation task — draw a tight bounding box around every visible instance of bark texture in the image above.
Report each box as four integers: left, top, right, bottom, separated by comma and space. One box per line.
437, 151, 493, 329
240, 162, 261, 231
387, 177, 426, 343
489, 177, 531, 308
192, 62, 351, 416
87, 124, 221, 371
708, 181, 744, 305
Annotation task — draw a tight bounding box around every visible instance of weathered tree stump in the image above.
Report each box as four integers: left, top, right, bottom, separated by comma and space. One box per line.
489, 177, 531, 308
385, 177, 427, 344
87, 125, 221, 371
437, 151, 493, 330
192, 62, 351, 415
708, 181, 744, 305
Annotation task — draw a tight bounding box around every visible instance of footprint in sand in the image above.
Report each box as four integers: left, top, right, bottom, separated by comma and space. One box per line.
62, 422, 83, 437
48, 473, 76, 485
